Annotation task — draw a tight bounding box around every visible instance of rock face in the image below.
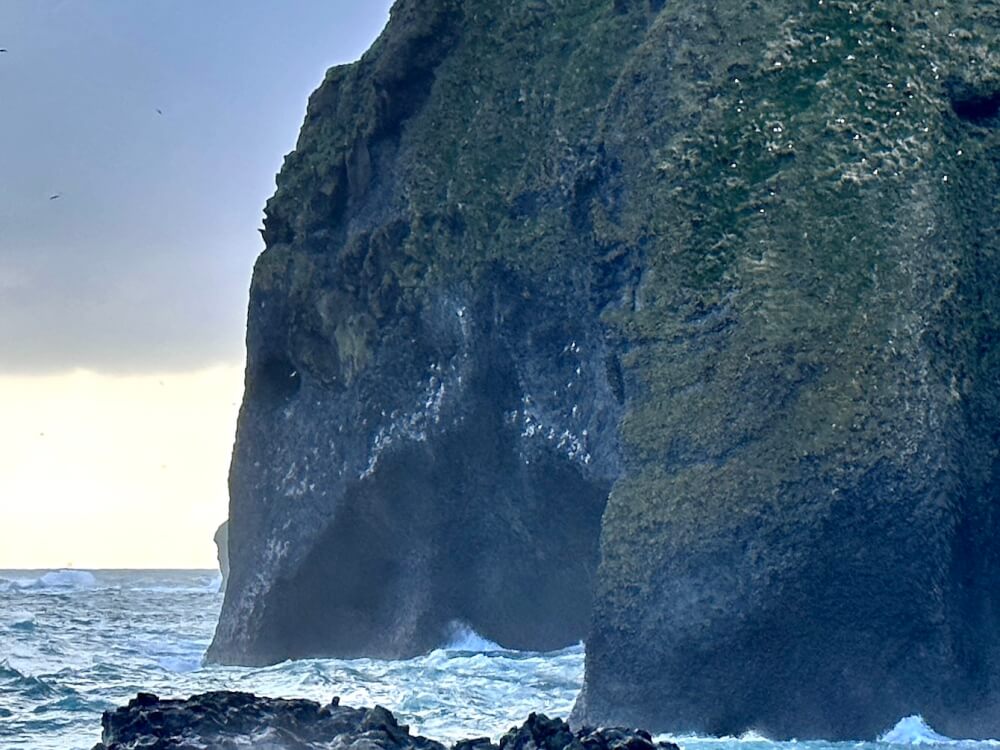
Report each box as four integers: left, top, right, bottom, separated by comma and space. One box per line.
91, 692, 679, 750
570, 3, 1000, 741
91, 692, 447, 750
209, 0, 1000, 740
492, 712, 679, 750
214, 521, 229, 592
208, 0, 626, 666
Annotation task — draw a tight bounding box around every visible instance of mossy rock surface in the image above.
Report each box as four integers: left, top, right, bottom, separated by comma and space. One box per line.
574, 1, 1000, 739
210, 0, 1000, 740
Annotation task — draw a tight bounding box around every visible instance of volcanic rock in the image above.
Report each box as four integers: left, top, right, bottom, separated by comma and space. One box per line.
92, 692, 443, 750
209, 0, 1000, 740
91, 693, 678, 750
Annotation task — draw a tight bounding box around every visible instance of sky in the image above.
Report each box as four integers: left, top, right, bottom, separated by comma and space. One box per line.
0, 0, 393, 569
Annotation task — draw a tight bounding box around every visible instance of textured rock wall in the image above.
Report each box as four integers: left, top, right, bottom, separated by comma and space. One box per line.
92, 692, 679, 750
214, 521, 229, 592
573, 1, 1000, 739
207, 0, 636, 665
209, 0, 1000, 740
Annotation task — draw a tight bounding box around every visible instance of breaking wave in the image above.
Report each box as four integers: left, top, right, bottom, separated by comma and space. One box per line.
0, 661, 62, 700
440, 621, 504, 652
879, 716, 954, 745
1, 569, 99, 591
3, 570, 998, 750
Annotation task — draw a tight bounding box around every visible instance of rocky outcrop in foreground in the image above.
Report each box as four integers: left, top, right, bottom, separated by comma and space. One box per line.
211, 0, 1000, 740
92, 692, 679, 750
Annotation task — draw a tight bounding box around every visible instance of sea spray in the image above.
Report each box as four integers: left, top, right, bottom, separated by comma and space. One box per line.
0, 570, 994, 750
0, 570, 582, 749
879, 716, 953, 745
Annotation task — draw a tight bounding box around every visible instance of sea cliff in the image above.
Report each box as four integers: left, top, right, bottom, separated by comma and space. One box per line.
209, 0, 1000, 739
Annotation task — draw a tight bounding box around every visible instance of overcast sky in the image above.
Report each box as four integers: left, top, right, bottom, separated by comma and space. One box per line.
0, 0, 393, 568
0, 0, 392, 374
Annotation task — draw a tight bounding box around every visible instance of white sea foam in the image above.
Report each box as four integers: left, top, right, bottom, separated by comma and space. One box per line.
880, 716, 953, 745
657, 717, 963, 750
16, 570, 98, 590
440, 621, 504, 652
131, 634, 209, 674
5, 570, 998, 750
130, 575, 223, 595
654, 730, 780, 748
737, 731, 772, 742
156, 654, 204, 673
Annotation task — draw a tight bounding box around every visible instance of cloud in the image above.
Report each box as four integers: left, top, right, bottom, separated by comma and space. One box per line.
0, 0, 392, 375
0, 234, 251, 374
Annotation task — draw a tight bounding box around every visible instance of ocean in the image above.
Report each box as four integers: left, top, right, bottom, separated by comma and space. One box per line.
0, 570, 983, 750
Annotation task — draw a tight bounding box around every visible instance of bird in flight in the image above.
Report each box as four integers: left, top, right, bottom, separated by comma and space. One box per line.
49, 194, 61, 200
0, 49, 7, 53
156, 108, 163, 115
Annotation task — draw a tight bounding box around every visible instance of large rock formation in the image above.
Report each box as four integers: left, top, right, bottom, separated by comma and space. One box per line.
209, 0, 1000, 740
208, 0, 628, 666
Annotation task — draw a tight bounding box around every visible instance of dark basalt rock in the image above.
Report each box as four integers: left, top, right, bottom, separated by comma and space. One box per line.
91, 693, 678, 750
497, 712, 678, 750
208, 0, 627, 667
92, 691, 445, 750
210, 0, 1000, 740
572, 2, 1000, 741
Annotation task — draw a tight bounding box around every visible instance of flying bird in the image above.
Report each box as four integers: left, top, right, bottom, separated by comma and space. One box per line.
156, 108, 163, 115
49, 194, 61, 200
0, 49, 7, 53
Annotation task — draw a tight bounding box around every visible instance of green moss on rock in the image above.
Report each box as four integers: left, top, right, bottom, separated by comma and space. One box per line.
216, 0, 1000, 739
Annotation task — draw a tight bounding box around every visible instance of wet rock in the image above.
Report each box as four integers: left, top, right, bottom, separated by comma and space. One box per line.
91, 694, 677, 750
453, 739, 497, 750
91, 692, 446, 750
498, 713, 678, 750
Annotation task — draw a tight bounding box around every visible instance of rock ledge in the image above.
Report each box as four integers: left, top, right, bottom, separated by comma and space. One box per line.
92, 691, 681, 750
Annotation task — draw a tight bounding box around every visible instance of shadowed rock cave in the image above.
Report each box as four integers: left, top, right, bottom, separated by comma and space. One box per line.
248, 348, 611, 663
251, 356, 302, 404
947, 79, 1000, 125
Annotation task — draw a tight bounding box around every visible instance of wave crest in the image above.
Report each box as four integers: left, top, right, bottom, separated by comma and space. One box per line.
2, 569, 99, 591
32, 570, 98, 589
0, 660, 61, 699
879, 716, 953, 745
440, 621, 504, 652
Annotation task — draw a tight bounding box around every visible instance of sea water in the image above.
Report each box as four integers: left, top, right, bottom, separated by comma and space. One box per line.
0, 570, 987, 750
